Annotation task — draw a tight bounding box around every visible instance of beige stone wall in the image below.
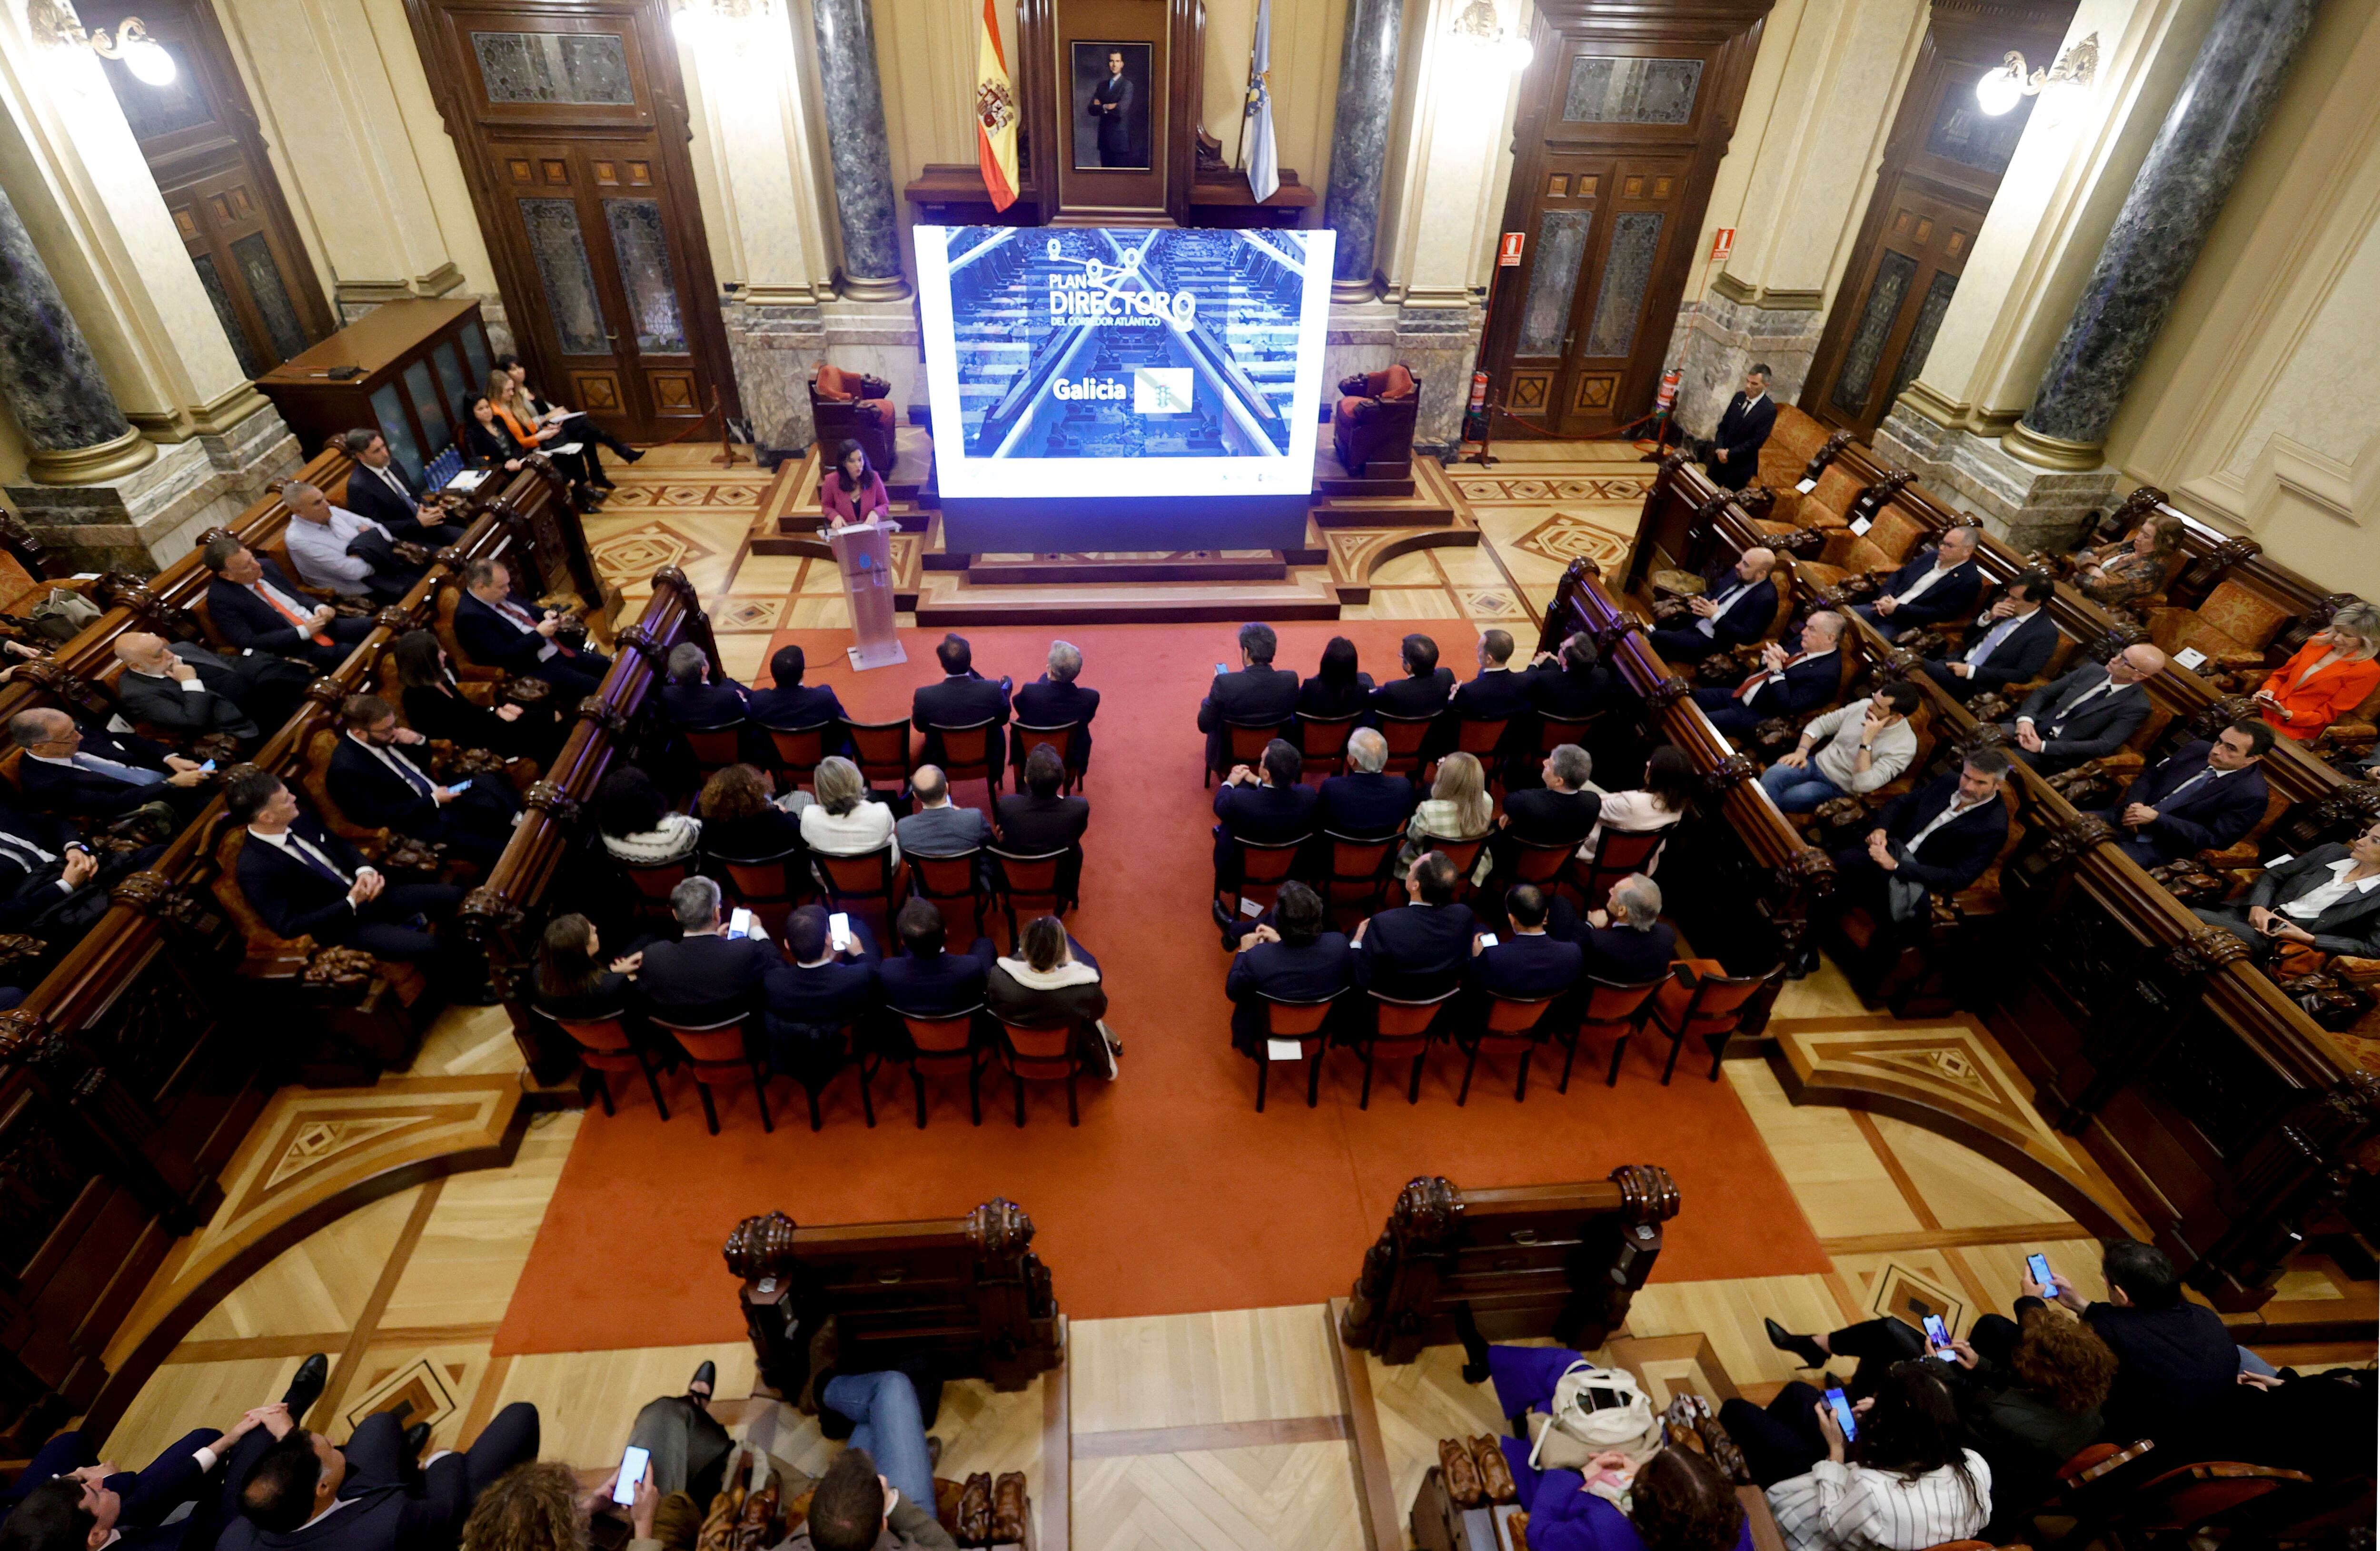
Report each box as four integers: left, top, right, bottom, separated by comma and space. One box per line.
1200, 0, 1348, 202
2100, 0, 2380, 598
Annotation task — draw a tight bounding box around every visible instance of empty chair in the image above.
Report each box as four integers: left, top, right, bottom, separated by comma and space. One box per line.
651, 1014, 771, 1134
844, 717, 913, 793
1454, 990, 1560, 1104
761, 721, 836, 791
1355, 987, 1459, 1107
1559, 973, 1667, 1089
1252, 993, 1338, 1111
883, 1006, 987, 1127
993, 1013, 1083, 1126
1650, 959, 1778, 1083
988, 846, 1073, 944
549, 1013, 670, 1120
1295, 711, 1362, 778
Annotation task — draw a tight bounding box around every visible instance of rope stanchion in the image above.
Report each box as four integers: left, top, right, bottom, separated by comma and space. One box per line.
635, 385, 744, 468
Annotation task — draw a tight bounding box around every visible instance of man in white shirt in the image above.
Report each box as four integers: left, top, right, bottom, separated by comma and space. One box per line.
2194, 820, 2380, 961
1758, 680, 1923, 812
279, 483, 424, 604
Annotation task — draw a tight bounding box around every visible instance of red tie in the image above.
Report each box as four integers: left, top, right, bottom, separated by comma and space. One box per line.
254, 583, 332, 646
1736, 653, 1805, 701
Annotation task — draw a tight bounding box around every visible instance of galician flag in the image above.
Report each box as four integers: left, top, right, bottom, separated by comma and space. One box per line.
1244, 0, 1279, 204
974, 0, 1019, 212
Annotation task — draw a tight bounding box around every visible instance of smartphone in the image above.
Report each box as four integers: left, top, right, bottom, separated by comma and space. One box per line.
1215, 662, 1230, 676
613, 1444, 650, 1505
829, 911, 852, 951
727, 907, 756, 939
1824, 1386, 1858, 1442
1922, 1314, 1951, 1353
1478, 932, 1499, 948
199, 759, 216, 773
446, 777, 474, 794
2026, 1252, 2054, 1288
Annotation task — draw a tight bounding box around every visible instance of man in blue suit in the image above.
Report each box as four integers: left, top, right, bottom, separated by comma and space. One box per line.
326, 696, 521, 868
1212, 739, 1318, 909
659, 642, 751, 728
199, 537, 376, 672
1197, 622, 1300, 772
2093, 721, 2273, 867
1574, 874, 1676, 985
876, 899, 996, 1018
1696, 366, 1776, 492
228, 773, 465, 971
1919, 572, 2059, 700
1224, 881, 1353, 1055
453, 558, 611, 702
2004, 645, 2165, 775
1353, 850, 1479, 1001
10, 709, 211, 827
1444, 629, 1534, 760
1648, 548, 1778, 663
911, 633, 1013, 774
216, 1396, 538, 1551
1317, 729, 1417, 838
336, 430, 465, 545
1012, 639, 1100, 776
1473, 884, 1584, 1002
763, 905, 878, 1085
747, 643, 849, 732
1854, 526, 1983, 641
1693, 611, 1844, 739
1830, 749, 2012, 946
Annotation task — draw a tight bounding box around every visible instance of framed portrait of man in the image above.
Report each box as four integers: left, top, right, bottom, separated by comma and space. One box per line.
1072, 40, 1151, 171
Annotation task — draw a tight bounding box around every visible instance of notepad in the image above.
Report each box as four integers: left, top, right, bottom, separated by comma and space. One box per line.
1795, 477, 1819, 494
443, 470, 489, 493
1848, 514, 1874, 535
550, 441, 584, 456
1239, 897, 1263, 917
2172, 646, 2209, 670
1266, 1039, 1304, 1061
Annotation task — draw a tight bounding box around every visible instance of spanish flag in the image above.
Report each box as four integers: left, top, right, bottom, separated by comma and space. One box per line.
975, 0, 1019, 212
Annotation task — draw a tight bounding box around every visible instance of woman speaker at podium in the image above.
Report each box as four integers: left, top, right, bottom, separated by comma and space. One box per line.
821, 439, 891, 529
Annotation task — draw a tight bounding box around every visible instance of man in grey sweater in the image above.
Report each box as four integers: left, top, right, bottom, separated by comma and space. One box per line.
1757, 679, 1922, 813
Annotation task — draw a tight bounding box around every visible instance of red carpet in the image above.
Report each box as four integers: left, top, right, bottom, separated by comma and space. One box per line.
493, 622, 1827, 1355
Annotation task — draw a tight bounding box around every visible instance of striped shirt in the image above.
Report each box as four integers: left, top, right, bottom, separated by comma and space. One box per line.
1767, 1451, 1992, 1551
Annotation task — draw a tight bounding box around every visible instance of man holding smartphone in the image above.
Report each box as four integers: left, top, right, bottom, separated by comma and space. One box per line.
762, 906, 881, 1096
329, 697, 521, 868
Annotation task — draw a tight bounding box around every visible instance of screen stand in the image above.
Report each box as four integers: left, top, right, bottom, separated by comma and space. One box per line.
830, 520, 907, 671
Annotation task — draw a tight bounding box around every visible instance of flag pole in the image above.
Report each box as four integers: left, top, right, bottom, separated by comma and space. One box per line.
1233, 2, 1260, 168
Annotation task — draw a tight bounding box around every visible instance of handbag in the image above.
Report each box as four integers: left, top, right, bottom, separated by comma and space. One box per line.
1087, 1018, 1121, 1080
1524, 1361, 1659, 1471
28, 587, 99, 642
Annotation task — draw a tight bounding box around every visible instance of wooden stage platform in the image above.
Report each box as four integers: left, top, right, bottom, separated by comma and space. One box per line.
746, 446, 1483, 624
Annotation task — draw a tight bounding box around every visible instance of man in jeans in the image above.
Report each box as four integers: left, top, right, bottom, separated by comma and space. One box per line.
1757, 680, 1921, 813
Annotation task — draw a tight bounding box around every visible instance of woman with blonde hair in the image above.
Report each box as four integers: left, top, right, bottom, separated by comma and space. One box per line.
2073, 512, 2183, 608
460, 1460, 657, 1551
2254, 601, 2380, 742
487, 371, 605, 502
798, 755, 898, 862
1399, 750, 1495, 879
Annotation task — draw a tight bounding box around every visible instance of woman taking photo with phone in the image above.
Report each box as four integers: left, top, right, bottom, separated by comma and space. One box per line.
1717, 1363, 1991, 1551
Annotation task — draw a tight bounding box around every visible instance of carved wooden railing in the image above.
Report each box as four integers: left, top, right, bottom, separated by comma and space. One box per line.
1536, 556, 1833, 1031
1627, 455, 2380, 1314
1338, 1166, 1680, 1363
725, 1199, 1063, 1394
459, 566, 720, 1081
0, 457, 602, 1452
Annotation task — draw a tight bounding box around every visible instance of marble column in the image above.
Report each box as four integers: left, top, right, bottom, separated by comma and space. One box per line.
0, 185, 151, 484
812, 0, 910, 302
2009, 0, 2323, 468
1323, 0, 1405, 303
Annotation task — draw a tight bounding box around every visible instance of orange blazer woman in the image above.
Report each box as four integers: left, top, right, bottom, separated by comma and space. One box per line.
2256, 637, 2380, 741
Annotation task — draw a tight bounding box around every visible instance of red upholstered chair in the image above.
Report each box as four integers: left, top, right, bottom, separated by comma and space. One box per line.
1210, 717, 1291, 785
1575, 826, 1670, 912
1497, 835, 1578, 907
811, 845, 905, 934
1558, 973, 1666, 1089
1455, 991, 1560, 1104
1417, 834, 1489, 905
810, 364, 896, 474
994, 1014, 1084, 1126
551, 1014, 670, 1119
988, 846, 1073, 944
761, 721, 835, 791
1538, 712, 1601, 754
1375, 711, 1437, 780
712, 845, 808, 938
651, 1014, 771, 1134
1218, 834, 1308, 924
620, 854, 693, 923
1252, 992, 1338, 1111
1333, 365, 1422, 478
844, 718, 912, 791
910, 847, 990, 940
929, 718, 1003, 797
1649, 958, 1777, 1083
682, 723, 745, 778
1356, 987, 1460, 1107
1295, 711, 1362, 777
1323, 831, 1398, 927
882, 1006, 987, 1127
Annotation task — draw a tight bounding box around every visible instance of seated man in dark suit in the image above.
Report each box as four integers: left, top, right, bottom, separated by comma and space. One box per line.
1212, 738, 1319, 914
1013, 639, 1100, 775
912, 632, 1012, 773
1918, 571, 2058, 701
336, 429, 466, 546
0, 801, 156, 934
1197, 622, 1300, 771
1829, 748, 2013, 947
1224, 881, 1352, 1056
1317, 729, 1418, 839
635, 876, 781, 1027
659, 642, 752, 729
113, 630, 307, 746
895, 765, 993, 862
745, 643, 849, 741
1694, 365, 1776, 491
1648, 547, 1778, 664
875, 898, 997, 1018
1471, 884, 1583, 1006
11, 708, 212, 825
1352, 850, 1479, 1002
2194, 820, 2380, 964
1522, 632, 1623, 720
227, 772, 467, 976
2005, 644, 2166, 774
454, 557, 612, 702
200, 536, 376, 672
997, 742, 1091, 902
1445, 628, 1534, 759
1493, 743, 1602, 875
1576, 873, 1676, 984
327, 695, 522, 869
761, 904, 879, 1081
1854, 525, 1983, 641
217, 1394, 539, 1551
1692, 610, 1844, 740
1370, 632, 1458, 722
2091, 720, 2273, 868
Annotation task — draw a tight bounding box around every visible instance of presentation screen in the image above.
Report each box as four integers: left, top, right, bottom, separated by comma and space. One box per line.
914, 226, 1336, 543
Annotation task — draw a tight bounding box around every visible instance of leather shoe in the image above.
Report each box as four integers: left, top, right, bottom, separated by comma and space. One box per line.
402, 1422, 431, 1461
689, 1359, 716, 1404
1764, 1317, 1828, 1368
1212, 898, 1238, 947
282, 1353, 329, 1425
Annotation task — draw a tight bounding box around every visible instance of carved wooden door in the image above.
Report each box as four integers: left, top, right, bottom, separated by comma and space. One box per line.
1487, 16, 1769, 438
406, 0, 734, 441
1815, 184, 1979, 439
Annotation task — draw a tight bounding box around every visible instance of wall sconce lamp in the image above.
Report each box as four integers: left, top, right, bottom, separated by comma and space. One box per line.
1975, 31, 2097, 121
1448, 0, 1532, 73
90, 17, 177, 85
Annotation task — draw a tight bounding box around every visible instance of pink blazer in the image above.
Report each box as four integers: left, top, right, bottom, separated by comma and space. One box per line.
822, 471, 889, 525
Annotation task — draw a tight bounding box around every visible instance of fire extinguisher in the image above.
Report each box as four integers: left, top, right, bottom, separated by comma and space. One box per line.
1469, 371, 1489, 412
1655, 367, 1682, 414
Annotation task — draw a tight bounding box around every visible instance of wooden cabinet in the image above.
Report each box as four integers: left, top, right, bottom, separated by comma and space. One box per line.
255, 300, 496, 483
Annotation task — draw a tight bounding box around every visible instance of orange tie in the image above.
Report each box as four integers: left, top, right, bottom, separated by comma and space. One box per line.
1736, 653, 1805, 701
254, 583, 332, 646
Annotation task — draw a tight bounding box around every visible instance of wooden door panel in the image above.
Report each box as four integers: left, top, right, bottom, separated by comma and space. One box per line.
1820, 184, 1977, 432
